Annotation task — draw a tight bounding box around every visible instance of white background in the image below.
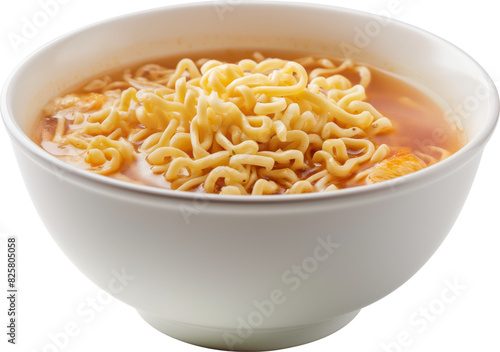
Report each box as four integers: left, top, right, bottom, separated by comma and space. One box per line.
0, 1, 499, 351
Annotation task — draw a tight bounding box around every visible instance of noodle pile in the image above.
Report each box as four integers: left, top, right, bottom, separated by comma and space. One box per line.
39, 53, 448, 195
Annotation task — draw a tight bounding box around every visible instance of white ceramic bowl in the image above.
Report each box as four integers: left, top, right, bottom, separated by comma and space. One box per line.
2, 2, 498, 351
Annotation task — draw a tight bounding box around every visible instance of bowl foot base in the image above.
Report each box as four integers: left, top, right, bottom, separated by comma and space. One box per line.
137, 309, 360, 351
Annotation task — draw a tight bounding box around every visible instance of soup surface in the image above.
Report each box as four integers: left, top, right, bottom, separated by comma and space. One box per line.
35, 50, 464, 195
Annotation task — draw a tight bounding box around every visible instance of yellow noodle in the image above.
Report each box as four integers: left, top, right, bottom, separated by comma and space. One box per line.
38, 52, 450, 195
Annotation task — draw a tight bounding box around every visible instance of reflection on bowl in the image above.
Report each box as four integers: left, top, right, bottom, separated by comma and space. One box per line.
1, 2, 498, 351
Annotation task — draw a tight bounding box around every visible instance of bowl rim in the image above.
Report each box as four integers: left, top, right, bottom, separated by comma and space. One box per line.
1, 1, 499, 204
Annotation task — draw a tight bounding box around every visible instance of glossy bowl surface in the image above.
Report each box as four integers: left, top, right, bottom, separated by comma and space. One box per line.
1, 2, 498, 350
